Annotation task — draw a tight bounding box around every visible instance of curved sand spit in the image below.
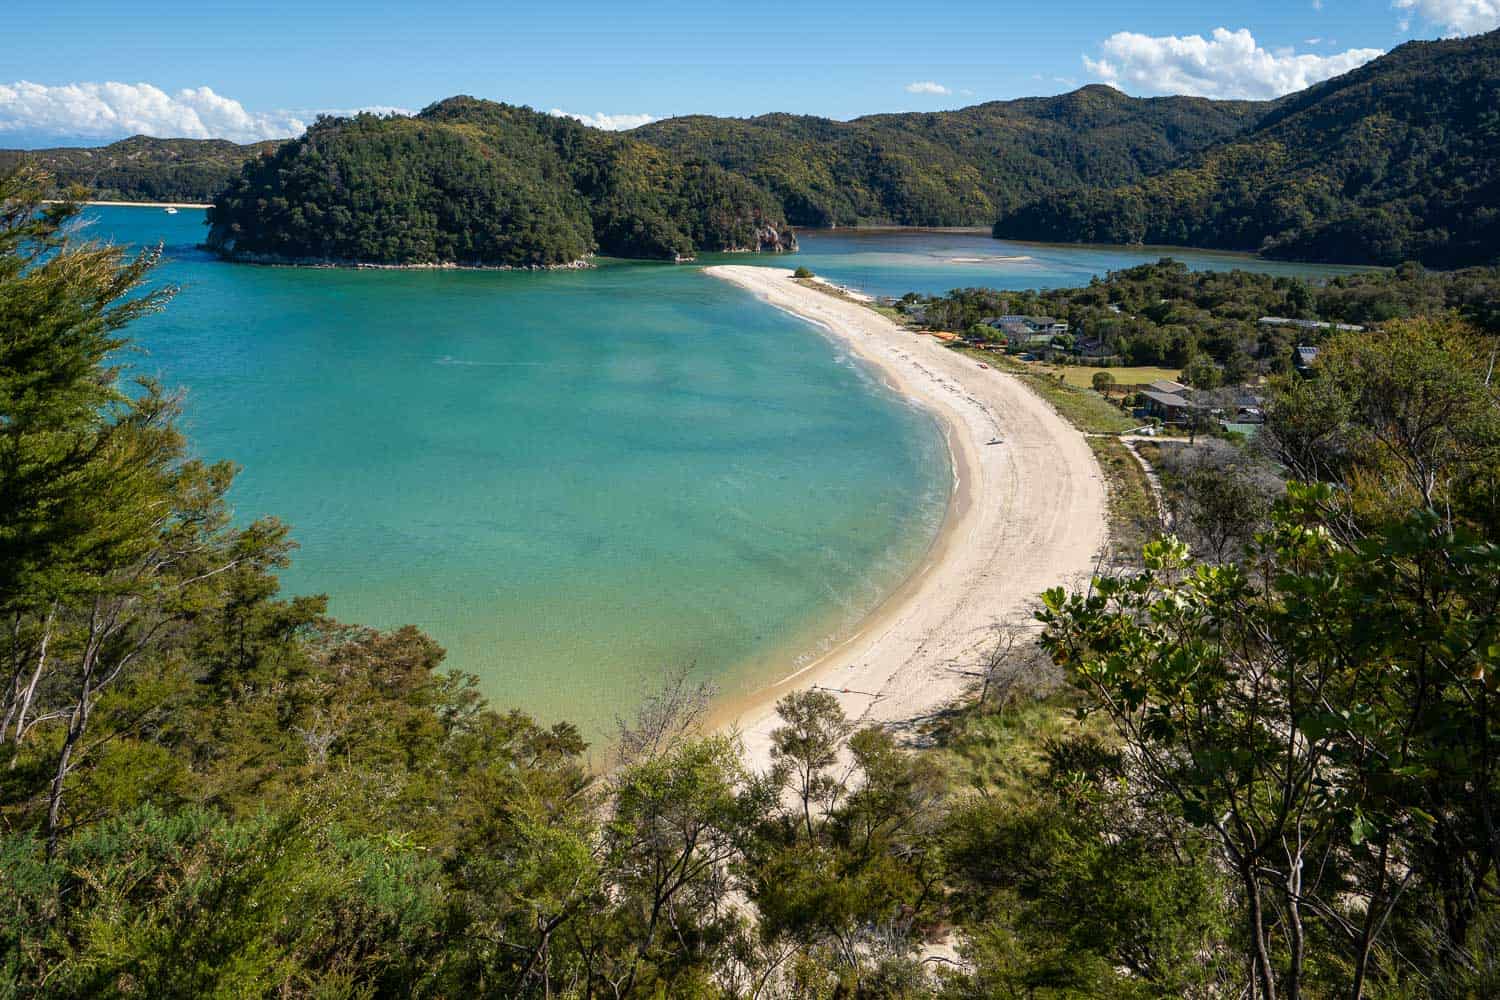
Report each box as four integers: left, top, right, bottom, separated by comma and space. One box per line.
705, 266, 1108, 770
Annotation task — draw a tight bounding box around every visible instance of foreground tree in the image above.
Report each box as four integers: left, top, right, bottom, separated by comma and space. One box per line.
1041, 317, 1500, 999
0, 170, 291, 853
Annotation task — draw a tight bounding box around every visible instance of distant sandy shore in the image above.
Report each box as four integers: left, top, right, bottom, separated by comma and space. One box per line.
704, 266, 1108, 770
46, 200, 211, 209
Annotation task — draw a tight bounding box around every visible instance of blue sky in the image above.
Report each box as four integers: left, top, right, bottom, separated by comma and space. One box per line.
3, 0, 1494, 145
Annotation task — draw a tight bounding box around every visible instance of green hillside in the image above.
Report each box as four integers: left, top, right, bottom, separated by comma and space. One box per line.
0, 135, 281, 203
204, 98, 796, 266
634, 86, 1264, 227
993, 31, 1500, 267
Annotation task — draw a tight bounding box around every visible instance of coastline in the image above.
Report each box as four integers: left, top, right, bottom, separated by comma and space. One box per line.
204, 248, 595, 271
47, 199, 212, 209
704, 266, 1109, 771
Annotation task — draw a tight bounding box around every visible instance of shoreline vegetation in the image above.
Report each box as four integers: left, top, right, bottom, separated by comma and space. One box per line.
199, 249, 596, 271
704, 266, 1109, 770
202, 98, 797, 268
10, 31, 1497, 271
46, 199, 211, 209
11, 167, 1500, 996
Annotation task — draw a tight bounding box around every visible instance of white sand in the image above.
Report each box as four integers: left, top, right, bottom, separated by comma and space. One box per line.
45, 200, 211, 209
705, 266, 1108, 770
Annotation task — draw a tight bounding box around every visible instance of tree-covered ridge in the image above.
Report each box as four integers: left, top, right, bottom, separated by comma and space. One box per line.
0, 135, 283, 204
634, 85, 1265, 228
994, 30, 1500, 267
9, 172, 1500, 995
204, 98, 796, 266
910, 258, 1500, 370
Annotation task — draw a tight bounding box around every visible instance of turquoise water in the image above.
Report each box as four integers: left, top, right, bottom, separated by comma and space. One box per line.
86, 209, 1365, 740
86, 207, 950, 739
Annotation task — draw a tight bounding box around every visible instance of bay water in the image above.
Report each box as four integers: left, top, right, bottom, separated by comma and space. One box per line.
88, 208, 1362, 740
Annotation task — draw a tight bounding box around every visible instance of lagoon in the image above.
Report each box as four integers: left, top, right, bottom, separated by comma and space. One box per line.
90, 208, 1363, 741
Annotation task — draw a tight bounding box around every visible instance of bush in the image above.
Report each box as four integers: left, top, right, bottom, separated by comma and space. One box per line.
1092, 371, 1117, 393
794, 266, 814, 279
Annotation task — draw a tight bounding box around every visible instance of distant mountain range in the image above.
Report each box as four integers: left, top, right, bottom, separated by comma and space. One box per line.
992, 31, 1500, 267
0, 136, 277, 204
6, 29, 1497, 267
632, 87, 1263, 229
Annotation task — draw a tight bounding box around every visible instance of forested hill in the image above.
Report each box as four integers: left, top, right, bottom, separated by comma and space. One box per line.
204, 97, 797, 266
633, 86, 1265, 228
0, 135, 281, 203
993, 31, 1500, 267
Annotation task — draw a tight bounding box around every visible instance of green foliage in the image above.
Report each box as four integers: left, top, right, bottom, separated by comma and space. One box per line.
3, 806, 444, 998
637, 85, 1261, 228
912, 257, 1500, 369
996, 32, 1500, 267
205, 99, 795, 266
9, 162, 1500, 999
0, 136, 281, 203
1039, 318, 1500, 998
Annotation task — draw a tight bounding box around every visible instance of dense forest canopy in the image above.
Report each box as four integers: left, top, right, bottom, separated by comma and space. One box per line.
634, 86, 1263, 228
13, 30, 1500, 268
910, 258, 1500, 369
6, 170, 1500, 995
203, 98, 797, 266
0, 135, 280, 203
994, 30, 1500, 268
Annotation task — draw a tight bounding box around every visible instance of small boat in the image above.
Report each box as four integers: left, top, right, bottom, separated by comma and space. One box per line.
977, 363, 988, 369
164, 207, 179, 215
986, 437, 1003, 446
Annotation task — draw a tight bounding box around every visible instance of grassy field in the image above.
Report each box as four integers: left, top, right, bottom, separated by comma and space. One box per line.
1034, 363, 1183, 388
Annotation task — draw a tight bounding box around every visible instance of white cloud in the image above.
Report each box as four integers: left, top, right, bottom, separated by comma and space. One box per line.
0, 81, 305, 143
548, 109, 656, 131
1392, 0, 1500, 35
1083, 28, 1384, 99
904, 80, 951, 95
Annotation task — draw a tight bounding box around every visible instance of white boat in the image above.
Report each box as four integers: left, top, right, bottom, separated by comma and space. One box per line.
164, 207, 178, 215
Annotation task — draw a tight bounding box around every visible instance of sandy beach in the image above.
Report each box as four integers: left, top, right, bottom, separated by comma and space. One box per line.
46, 200, 211, 209
705, 265, 1108, 770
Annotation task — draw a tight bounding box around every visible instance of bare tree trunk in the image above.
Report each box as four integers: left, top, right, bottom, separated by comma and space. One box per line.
46, 621, 98, 858
1285, 858, 1305, 1000
1349, 839, 1390, 1000
1244, 865, 1278, 1000
8, 604, 55, 751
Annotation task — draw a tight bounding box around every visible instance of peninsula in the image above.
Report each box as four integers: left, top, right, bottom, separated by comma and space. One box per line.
203, 98, 796, 268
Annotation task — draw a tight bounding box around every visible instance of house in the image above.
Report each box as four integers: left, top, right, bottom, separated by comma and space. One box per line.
1146, 379, 1191, 395
1230, 391, 1266, 425
1136, 380, 1204, 424
986, 315, 1069, 338
1072, 336, 1113, 359
1259, 316, 1365, 333
1294, 345, 1320, 373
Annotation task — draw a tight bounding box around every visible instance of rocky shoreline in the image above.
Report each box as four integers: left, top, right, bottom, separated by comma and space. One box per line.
201, 247, 597, 271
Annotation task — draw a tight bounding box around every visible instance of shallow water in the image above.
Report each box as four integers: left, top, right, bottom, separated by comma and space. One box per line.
89, 209, 1363, 741
712, 228, 1373, 298
86, 208, 949, 741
